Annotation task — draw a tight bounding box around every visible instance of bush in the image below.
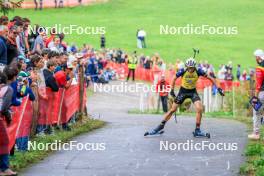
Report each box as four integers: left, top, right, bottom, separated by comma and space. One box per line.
224, 83, 251, 117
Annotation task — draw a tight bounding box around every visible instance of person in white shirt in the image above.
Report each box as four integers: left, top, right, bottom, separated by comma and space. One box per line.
137, 29, 147, 48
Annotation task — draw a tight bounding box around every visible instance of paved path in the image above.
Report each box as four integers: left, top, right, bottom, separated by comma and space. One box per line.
21, 81, 248, 176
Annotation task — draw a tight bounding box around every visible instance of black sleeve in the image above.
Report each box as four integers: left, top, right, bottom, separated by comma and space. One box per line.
47, 76, 59, 92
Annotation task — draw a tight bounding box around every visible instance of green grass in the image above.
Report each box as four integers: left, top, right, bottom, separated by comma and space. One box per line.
240, 126, 264, 176
128, 109, 234, 118
10, 118, 105, 171
8, 0, 264, 70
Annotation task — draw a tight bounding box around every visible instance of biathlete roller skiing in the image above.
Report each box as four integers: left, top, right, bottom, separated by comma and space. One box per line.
144, 49, 225, 138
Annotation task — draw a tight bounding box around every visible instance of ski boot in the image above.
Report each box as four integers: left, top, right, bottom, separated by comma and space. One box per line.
144, 123, 165, 136
192, 128, 210, 138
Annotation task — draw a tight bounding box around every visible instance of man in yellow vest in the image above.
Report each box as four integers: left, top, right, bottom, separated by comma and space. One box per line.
127, 51, 138, 81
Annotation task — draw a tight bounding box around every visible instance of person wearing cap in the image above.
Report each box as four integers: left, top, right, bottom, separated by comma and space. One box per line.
146, 58, 225, 137
54, 61, 74, 89
248, 49, 264, 140
156, 75, 170, 113
54, 61, 74, 131
14, 71, 35, 151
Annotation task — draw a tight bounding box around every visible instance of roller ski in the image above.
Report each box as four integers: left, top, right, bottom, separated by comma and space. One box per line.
144, 123, 165, 136
192, 128, 210, 138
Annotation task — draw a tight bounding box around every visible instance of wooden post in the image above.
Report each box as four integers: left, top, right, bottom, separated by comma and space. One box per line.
232, 84, 235, 118
30, 84, 39, 137
79, 63, 85, 122
156, 95, 160, 113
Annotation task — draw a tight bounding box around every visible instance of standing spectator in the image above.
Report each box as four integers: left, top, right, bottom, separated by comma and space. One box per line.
22, 18, 31, 57
43, 60, 59, 92
32, 27, 46, 54
137, 29, 146, 48
28, 24, 40, 51
58, 0, 64, 8
34, 0, 43, 10
217, 65, 226, 80
43, 60, 59, 135
156, 75, 170, 112
224, 69, 234, 81
236, 64, 241, 80
54, 0, 58, 8
58, 33, 67, 52
6, 26, 19, 65
100, 34, 105, 49
225, 61, 233, 72
248, 49, 264, 140
34, 0, 38, 10
85, 56, 98, 83
14, 71, 35, 151
126, 51, 138, 81
0, 25, 8, 71
0, 71, 17, 176
54, 62, 74, 131
15, 20, 26, 56
144, 56, 152, 69
242, 69, 247, 81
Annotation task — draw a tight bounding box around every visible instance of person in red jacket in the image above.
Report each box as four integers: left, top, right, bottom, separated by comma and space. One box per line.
156, 75, 170, 112
249, 49, 264, 140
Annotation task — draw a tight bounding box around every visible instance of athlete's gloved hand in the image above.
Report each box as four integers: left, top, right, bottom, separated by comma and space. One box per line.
217, 88, 225, 96
170, 89, 176, 98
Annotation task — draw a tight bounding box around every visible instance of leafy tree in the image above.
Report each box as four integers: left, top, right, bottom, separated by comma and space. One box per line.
0, 0, 24, 15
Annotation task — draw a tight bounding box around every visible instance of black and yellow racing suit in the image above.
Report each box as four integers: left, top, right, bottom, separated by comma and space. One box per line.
174, 68, 207, 104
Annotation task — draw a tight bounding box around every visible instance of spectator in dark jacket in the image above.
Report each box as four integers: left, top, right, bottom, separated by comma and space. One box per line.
1, 65, 19, 176
6, 26, 19, 65
0, 25, 8, 69
43, 60, 59, 92
85, 57, 98, 82
0, 71, 17, 176
42, 60, 59, 135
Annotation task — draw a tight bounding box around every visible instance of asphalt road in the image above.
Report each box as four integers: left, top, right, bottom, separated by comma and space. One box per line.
21, 81, 248, 176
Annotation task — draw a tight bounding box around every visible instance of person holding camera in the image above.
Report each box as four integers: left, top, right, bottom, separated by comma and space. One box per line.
248, 49, 264, 140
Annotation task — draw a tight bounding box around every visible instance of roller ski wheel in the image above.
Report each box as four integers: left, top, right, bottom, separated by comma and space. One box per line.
144, 130, 164, 136
192, 129, 210, 138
